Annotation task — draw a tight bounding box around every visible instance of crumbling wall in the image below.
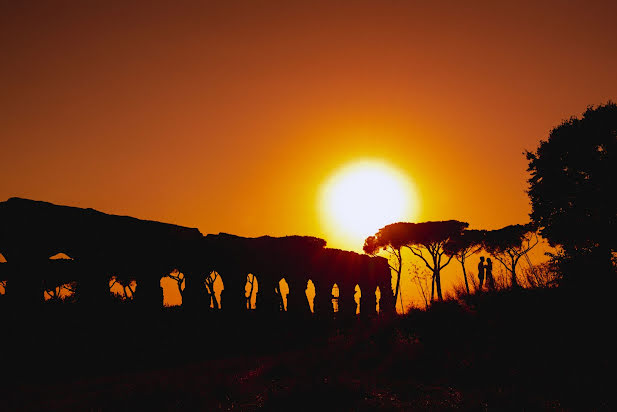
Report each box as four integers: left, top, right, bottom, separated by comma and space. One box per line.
0, 198, 395, 316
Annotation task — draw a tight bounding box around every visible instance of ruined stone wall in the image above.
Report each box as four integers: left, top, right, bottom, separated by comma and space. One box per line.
0, 198, 395, 316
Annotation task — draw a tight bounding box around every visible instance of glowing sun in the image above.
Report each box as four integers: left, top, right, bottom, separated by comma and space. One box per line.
319, 160, 419, 250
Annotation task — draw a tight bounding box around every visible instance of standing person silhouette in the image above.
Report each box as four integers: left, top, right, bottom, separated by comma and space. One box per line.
478, 256, 485, 290
486, 258, 494, 290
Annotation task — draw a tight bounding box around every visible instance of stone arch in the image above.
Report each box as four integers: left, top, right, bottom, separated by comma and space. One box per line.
43, 252, 77, 303
245, 273, 258, 309
305, 279, 316, 313
277, 278, 289, 311
160, 270, 185, 307
354, 284, 361, 315
109, 275, 137, 301
206, 271, 223, 309
331, 283, 339, 313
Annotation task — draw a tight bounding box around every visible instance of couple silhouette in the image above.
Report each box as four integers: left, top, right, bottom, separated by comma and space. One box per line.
477, 256, 494, 290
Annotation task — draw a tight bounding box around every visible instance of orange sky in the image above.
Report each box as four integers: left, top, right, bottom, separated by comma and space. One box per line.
2, 0, 617, 256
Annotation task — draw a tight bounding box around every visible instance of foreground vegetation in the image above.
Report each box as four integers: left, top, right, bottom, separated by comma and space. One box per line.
1, 285, 614, 410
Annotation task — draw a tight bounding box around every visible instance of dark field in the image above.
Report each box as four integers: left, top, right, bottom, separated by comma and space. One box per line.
1, 288, 614, 411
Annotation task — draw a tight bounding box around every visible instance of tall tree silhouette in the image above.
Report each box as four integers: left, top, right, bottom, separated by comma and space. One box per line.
364, 232, 405, 312
445, 229, 485, 294
367, 221, 468, 302
526, 102, 617, 282
403, 221, 468, 301
483, 224, 538, 288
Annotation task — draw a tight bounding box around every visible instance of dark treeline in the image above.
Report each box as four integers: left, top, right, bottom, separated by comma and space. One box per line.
364, 221, 540, 305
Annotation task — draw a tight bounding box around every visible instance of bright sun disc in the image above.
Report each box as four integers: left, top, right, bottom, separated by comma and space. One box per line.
320, 160, 419, 250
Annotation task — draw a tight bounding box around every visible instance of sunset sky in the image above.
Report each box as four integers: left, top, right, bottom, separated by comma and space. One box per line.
2, 1, 617, 259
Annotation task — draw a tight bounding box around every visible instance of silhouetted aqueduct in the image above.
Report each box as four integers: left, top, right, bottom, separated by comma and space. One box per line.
0, 198, 394, 316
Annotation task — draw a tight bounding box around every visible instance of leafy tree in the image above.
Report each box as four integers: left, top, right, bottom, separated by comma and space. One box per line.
402, 221, 469, 301
366, 221, 468, 303
526, 102, 617, 281
483, 224, 539, 288
444, 229, 485, 294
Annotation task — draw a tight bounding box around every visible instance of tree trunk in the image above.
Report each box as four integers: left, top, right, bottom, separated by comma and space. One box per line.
393, 269, 402, 312
510, 260, 519, 288
461, 261, 470, 294
430, 272, 435, 302
435, 269, 443, 301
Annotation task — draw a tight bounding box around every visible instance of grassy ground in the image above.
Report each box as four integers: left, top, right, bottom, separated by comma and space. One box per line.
1, 288, 615, 410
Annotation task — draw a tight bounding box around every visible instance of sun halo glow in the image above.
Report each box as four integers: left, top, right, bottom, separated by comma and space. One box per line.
319, 160, 419, 251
